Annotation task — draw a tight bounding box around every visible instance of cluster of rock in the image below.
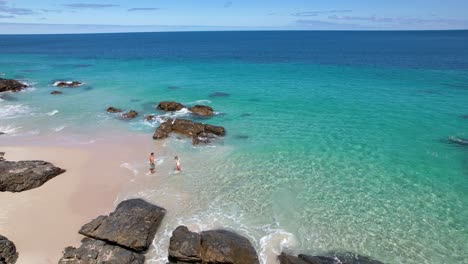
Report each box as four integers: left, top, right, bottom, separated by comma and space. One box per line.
168, 226, 259, 264
0, 235, 18, 264
279, 252, 384, 264
106, 107, 139, 119
0, 78, 28, 93
0, 152, 66, 192
53, 81, 83, 88
153, 118, 225, 145
157, 101, 214, 116
59, 199, 166, 264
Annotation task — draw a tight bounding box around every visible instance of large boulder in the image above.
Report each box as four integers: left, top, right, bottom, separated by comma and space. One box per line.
79, 198, 166, 253
0, 235, 18, 264
0, 78, 28, 93
0, 154, 66, 192
58, 237, 144, 264
189, 105, 214, 116
153, 119, 225, 145
168, 226, 259, 264
53, 81, 83, 88
157, 101, 185, 111
279, 252, 384, 264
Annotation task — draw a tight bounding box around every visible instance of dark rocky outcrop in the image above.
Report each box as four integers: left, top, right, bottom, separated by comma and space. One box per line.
0, 78, 28, 93
168, 226, 259, 264
209, 92, 230, 98
60, 199, 166, 264
59, 237, 144, 264
279, 252, 384, 264
107, 107, 123, 113
122, 110, 138, 119
0, 234, 18, 264
50, 91, 63, 95
79, 199, 166, 253
145, 115, 155, 121
448, 136, 468, 146
153, 119, 225, 145
0, 154, 66, 192
189, 105, 214, 116
157, 101, 185, 112
53, 81, 83, 88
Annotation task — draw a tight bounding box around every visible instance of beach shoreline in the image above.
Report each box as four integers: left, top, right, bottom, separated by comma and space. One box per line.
0, 133, 168, 264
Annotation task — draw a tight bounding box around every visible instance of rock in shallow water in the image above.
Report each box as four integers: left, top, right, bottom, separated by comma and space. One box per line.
0, 78, 28, 93
107, 106, 123, 113
448, 136, 468, 146
79, 198, 166, 253
59, 237, 144, 264
122, 110, 138, 119
189, 105, 214, 116
153, 118, 225, 145
53, 81, 83, 88
279, 252, 384, 264
50, 90, 63, 95
157, 101, 185, 111
168, 226, 259, 264
0, 154, 66, 192
0, 234, 18, 264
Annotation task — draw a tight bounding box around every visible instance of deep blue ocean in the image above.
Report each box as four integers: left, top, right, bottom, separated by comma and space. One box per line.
1, 31, 468, 264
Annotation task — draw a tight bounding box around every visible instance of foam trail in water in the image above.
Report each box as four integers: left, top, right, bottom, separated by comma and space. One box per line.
0, 125, 22, 134
259, 230, 297, 264
53, 126, 66, 132
47, 110, 59, 116
0, 104, 33, 119
120, 163, 139, 176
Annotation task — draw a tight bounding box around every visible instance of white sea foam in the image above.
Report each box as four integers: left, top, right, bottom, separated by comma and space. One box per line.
144, 108, 192, 128
53, 126, 66, 132
186, 99, 212, 105
259, 230, 297, 264
0, 125, 22, 134
47, 110, 59, 116
120, 163, 139, 176
0, 104, 33, 119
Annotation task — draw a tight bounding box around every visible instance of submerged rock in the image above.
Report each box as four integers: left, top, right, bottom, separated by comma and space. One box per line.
168, 226, 259, 264
189, 105, 214, 116
59, 237, 144, 264
0, 234, 18, 264
448, 136, 468, 146
153, 119, 225, 145
145, 115, 155, 121
50, 90, 63, 95
107, 107, 123, 113
0, 78, 28, 93
157, 101, 185, 111
0, 154, 66, 192
209, 92, 230, 98
79, 198, 166, 253
53, 81, 83, 88
122, 110, 138, 119
279, 252, 384, 264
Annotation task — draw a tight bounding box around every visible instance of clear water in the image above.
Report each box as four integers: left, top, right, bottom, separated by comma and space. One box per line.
1, 31, 468, 264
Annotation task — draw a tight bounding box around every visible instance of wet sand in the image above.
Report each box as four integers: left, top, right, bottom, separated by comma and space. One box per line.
0, 134, 165, 264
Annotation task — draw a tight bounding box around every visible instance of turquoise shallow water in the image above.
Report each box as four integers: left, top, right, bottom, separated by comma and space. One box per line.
1, 32, 468, 263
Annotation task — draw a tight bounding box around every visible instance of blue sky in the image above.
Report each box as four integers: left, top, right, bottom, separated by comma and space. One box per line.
0, 0, 467, 33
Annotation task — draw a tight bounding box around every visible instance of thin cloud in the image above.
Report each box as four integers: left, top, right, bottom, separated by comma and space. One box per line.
128, 8, 160, 12
65, 4, 119, 9
329, 15, 467, 25
292, 10, 351, 17
224, 1, 233, 8
0, 6, 35, 15
0, 14, 14, 18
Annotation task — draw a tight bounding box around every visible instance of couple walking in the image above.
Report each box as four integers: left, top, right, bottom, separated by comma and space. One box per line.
149, 153, 181, 173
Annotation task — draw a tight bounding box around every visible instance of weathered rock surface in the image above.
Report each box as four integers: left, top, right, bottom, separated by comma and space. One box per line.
168, 226, 259, 264
107, 107, 123, 113
0, 235, 18, 264
0, 78, 28, 93
79, 198, 166, 253
58, 237, 144, 264
279, 252, 384, 264
122, 110, 138, 119
157, 101, 185, 111
189, 105, 214, 116
448, 136, 468, 146
0, 154, 66, 192
153, 119, 225, 144
50, 90, 63, 95
54, 81, 83, 88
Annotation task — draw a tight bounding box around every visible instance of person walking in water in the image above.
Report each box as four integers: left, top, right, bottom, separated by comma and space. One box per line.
175, 156, 182, 171
149, 152, 155, 174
